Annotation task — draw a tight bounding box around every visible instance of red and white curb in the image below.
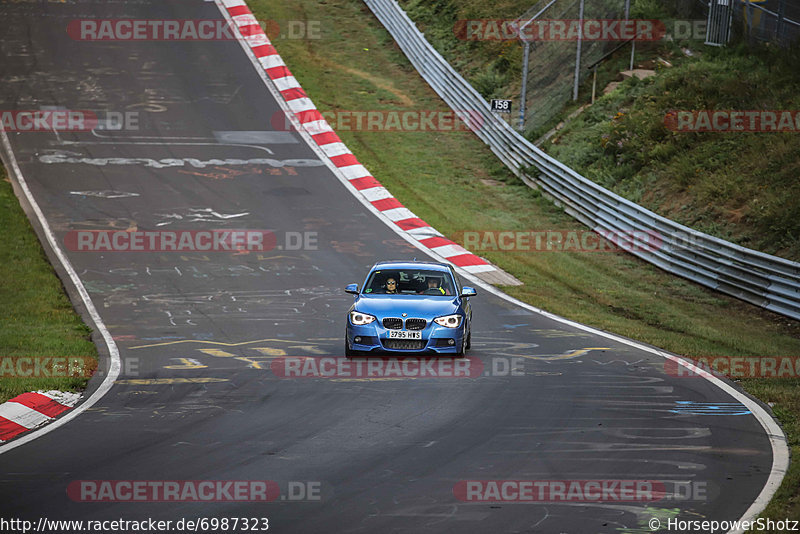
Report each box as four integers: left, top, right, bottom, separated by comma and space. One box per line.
0, 391, 81, 443
219, 0, 511, 279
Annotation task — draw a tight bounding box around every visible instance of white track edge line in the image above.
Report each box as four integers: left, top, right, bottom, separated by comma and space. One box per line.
0, 129, 121, 454
214, 3, 788, 529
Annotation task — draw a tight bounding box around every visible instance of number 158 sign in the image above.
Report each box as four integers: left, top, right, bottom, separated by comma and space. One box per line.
490, 99, 512, 113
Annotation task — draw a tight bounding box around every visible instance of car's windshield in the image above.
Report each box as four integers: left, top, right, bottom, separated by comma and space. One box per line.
364, 268, 455, 296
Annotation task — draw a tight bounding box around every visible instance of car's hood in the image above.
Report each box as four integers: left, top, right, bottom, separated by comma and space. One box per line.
354, 294, 460, 318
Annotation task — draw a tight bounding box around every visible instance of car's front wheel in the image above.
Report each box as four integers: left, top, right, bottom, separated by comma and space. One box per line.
345, 338, 355, 358
455, 335, 466, 357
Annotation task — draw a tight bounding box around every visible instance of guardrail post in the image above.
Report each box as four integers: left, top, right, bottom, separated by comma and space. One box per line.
777, 0, 787, 43
572, 0, 585, 101
519, 41, 530, 132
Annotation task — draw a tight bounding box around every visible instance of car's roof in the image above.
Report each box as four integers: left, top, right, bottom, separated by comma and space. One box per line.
371, 260, 450, 272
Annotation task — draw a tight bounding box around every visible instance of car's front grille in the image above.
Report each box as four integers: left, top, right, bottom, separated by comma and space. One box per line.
405, 318, 427, 330
382, 339, 426, 351
383, 317, 403, 329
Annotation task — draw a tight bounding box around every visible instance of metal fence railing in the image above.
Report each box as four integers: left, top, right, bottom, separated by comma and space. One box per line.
364, 0, 800, 321
706, 0, 800, 46
513, 0, 628, 134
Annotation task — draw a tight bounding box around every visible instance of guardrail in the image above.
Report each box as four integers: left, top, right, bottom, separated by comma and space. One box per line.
364, 0, 800, 321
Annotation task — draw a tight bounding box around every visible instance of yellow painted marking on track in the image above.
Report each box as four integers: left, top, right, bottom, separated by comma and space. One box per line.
164, 358, 207, 370
235, 357, 264, 369
115, 378, 229, 385
197, 348, 236, 358
131, 338, 323, 349
517, 347, 611, 361
252, 347, 288, 357
195, 348, 264, 368
531, 329, 592, 338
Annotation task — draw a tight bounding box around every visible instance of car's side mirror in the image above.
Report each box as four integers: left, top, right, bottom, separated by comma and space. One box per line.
460, 286, 477, 298
345, 283, 359, 295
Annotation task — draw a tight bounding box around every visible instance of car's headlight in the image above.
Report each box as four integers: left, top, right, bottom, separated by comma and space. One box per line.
434, 314, 462, 328
350, 311, 376, 325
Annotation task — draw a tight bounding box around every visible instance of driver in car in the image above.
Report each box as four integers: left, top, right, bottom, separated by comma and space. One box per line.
420, 276, 446, 295
384, 278, 398, 294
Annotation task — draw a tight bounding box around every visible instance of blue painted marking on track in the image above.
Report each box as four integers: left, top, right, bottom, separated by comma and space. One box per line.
670, 401, 751, 415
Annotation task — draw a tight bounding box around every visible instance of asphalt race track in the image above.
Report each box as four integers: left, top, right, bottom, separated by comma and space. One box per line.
0, 1, 781, 532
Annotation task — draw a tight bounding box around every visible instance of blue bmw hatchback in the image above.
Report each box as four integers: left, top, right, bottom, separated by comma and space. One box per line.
344, 261, 476, 357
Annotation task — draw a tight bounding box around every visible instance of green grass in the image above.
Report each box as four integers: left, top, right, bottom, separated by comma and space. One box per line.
0, 169, 97, 403
248, 0, 800, 524
545, 44, 800, 261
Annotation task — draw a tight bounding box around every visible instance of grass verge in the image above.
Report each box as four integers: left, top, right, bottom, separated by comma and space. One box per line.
0, 166, 97, 404
544, 44, 800, 261
249, 0, 800, 525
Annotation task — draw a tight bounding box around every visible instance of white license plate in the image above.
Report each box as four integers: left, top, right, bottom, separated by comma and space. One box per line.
388, 330, 422, 340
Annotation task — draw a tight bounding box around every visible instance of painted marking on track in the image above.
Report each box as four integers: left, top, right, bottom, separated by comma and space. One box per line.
517, 347, 611, 361
70, 190, 140, 199
164, 358, 207, 370
39, 154, 328, 170
252, 347, 288, 357
592, 359, 645, 366
196, 348, 264, 369
133, 340, 329, 371
115, 378, 229, 385
196, 348, 236, 358
71, 218, 137, 231
531, 329, 593, 338
670, 401, 752, 416
131, 338, 320, 349
154, 207, 249, 227
235, 357, 264, 369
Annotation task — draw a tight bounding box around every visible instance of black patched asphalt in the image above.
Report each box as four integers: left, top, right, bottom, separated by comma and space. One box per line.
0, 1, 776, 532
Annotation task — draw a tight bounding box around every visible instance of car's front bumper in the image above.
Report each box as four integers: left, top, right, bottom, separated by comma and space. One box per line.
346, 321, 465, 354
